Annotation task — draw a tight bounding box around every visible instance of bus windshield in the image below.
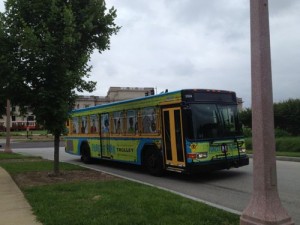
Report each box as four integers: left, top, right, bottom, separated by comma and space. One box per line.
187, 104, 242, 139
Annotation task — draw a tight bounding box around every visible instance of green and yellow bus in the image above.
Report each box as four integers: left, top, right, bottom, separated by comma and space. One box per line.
65, 89, 249, 175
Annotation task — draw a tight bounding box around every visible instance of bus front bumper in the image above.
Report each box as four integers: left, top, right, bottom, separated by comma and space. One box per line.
186, 155, 249, 173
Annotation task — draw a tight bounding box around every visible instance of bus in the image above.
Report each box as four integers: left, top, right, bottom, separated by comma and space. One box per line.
65, 89, 249, 175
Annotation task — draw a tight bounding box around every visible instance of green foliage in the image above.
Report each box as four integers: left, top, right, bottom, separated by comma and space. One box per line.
0, 160, 85, 175
239, 99, 300, 135
3, 0, 120, 135
25, 181, 239, 225
245, 137, 300, 153
276, 137, 300, 152
242, 126, 252, 137
245, 138, 252, 150
274, 99, 300, 136
274, 128, 292, 137
2, 0, 119, 174
0, 152, 40, 160
239, 108, 252, 128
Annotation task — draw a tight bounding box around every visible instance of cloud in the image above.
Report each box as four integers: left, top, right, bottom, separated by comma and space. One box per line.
1, 0, 299, 107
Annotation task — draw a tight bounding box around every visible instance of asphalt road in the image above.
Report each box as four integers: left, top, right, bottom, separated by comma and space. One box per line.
1, 142, 299, 224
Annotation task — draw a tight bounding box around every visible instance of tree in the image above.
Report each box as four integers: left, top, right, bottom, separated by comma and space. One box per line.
0, 12, 11, 116
239, 108, 252, 128
274, 99, 300, 135
239, 99, 300, 136
3, 0, 119, 174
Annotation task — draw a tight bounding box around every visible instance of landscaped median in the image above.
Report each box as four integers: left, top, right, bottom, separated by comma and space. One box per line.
0, 152, 239, 225
245, 136, 300, 158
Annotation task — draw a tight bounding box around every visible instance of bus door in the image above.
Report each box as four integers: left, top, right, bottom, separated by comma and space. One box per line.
162, 107, 186, 168
100, 113, 111, 158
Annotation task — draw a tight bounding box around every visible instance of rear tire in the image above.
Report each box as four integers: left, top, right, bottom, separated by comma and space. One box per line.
81, 143, 92, 164
144, 150, 164, 176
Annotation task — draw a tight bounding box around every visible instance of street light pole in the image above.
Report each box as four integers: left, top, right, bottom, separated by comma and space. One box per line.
4, 99, 12, 153
240, 1, 293, 224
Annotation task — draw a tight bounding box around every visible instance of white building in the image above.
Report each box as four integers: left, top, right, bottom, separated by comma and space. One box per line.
75, 87, 155, 109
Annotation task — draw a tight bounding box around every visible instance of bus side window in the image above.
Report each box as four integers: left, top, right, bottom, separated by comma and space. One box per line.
127, 110, 137, 135
66, 120, 70, 134
112, 111, 124, 135
101, 113, 110, 134
81, 116, 88, 134
72, 117, 79, 134
141, 107, 157, 134
90, 114, 99, 134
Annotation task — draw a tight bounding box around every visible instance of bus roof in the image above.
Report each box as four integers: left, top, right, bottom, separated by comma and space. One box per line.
71, 89, 236, 116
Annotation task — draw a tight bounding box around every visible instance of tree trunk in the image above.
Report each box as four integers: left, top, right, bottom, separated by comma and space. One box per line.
5, 99, 12, 153
53, 133, 60, 175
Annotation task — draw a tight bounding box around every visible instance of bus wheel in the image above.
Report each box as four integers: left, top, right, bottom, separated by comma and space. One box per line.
81, 143, 91, 164
144, 150, 164, 176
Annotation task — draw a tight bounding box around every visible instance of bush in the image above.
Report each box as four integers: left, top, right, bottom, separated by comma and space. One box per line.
244, 137, 300, 152
245, 138, 252, 150
242, 127, 252, 137
275, 128, 292, 137
276, 137, 300, 152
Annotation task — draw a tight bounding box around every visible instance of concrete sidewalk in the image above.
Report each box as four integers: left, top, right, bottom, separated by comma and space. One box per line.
0, 167, 42, 225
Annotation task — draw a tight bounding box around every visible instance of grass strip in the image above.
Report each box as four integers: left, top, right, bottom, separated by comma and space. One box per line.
0, 161, 86, 175
24, 180, 239, 225
0, 152, 41, 160
246, 150, 300, 158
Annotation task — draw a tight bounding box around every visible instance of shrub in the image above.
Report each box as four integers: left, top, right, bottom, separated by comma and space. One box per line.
245, 138, 252, 150
244, 137, 300, 152
242, 127, 252, 137
276, 137, 300, 152
275, 128, 292, 137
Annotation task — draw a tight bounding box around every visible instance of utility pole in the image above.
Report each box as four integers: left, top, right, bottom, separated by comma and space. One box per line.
4, 99, 12, 153
240, 1, 293, 224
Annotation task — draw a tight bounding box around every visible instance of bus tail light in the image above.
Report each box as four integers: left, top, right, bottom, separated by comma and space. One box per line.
187, 153, 197, 159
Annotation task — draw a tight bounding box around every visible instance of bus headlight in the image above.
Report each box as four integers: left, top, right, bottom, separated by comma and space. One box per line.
239, 148, 246, 153
197, 152, 208, 159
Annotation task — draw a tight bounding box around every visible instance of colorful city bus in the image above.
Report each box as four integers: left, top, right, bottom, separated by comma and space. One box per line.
65, 89, 249, 175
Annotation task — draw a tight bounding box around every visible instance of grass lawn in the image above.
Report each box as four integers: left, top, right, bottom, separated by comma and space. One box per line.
0, 152, 41, 159
0, 130, 49, 136
0, 152, 240, 225
246, 150, 300, 158
0, 160, 85, 175
25, 181, 239, 225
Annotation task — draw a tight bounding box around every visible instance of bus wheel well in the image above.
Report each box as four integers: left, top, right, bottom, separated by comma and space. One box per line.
141, 145, 157, 163
80, 141, 91, 164
141, 145, 164, 176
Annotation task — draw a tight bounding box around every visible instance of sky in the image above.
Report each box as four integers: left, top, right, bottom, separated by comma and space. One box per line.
1, 0, 300, 108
